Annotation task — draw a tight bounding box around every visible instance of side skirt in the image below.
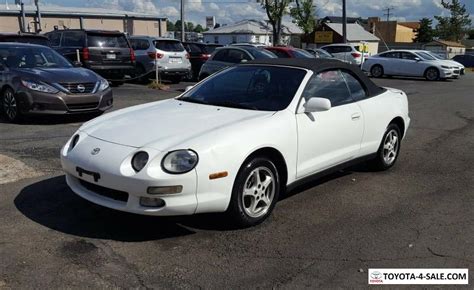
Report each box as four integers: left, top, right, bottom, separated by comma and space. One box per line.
286, 153, 377, 192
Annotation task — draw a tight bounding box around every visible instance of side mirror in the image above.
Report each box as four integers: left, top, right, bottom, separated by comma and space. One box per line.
72, 61, 83, 67
304, 97, 331, 113
184, 85, 194, 92
414, 57, 421, 62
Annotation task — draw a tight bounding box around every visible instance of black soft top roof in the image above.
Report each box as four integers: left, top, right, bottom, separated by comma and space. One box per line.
245, 58, 385, 97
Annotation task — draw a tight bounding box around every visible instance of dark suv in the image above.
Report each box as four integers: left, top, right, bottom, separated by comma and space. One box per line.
0, 33, 50, 46
183, 42, 222, 80
46, 29, 135, 82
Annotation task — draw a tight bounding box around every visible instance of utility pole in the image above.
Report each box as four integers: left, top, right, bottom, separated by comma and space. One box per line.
383, 6, 395, 22
342, 0, 347, 43
34, 0, 42, 33
180, 0, 185, 42
14, 0, 26, 33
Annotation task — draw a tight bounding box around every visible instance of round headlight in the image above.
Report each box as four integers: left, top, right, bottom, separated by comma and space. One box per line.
161, 150, 198, 174
132, 151, 149, 172
70, 134, 80, 150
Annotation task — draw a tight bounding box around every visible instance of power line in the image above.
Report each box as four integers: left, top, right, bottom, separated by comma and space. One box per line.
383, 6, 395, 22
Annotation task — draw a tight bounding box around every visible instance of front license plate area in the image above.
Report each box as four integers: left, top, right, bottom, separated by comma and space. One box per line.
76, 166, 101, 182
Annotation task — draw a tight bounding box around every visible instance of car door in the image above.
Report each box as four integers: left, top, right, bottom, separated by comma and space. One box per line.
378, 51, 399, 75
296, 69, 364, 178
397, 51, 422, 76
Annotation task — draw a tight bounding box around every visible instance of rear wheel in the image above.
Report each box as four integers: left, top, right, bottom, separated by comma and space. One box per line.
368, 124, 401, 171
227, 157, 280, 227
425, 67, 439, 81
370, 64, 384, 78
1, 88, 21, 123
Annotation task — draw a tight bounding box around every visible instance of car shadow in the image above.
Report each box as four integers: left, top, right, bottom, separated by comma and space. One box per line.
0, 113, 100, 125
14, 176, 196, 241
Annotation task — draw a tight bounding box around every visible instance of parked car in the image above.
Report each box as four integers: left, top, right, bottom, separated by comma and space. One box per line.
230, 43, 267, 48
198, 46, 276, 80
305, 48, 335, 59
361, 50, 459, 81
183, 42, 222, 80
424, 51, 465, 75
0, 33, 51, 46
61, 58, 409, 227
0, 43, 112, 122
320, 44, 367, 65
451, 54, 474, 68
264, 46, 315, 58
46, 29, 135, 84
130, 36, 191, 84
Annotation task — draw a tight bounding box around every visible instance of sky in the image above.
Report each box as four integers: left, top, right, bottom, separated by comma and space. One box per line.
3, 0, 474, 26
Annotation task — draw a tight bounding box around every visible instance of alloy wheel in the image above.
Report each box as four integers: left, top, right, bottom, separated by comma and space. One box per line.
426, 68, 439, 81
241, 166, 275, 218
383, 129, 399, 165
3, 90, 17, 121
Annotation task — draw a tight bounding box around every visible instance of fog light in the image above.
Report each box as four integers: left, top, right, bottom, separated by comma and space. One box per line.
139, 197, 165, 207
147, 185, 182, 195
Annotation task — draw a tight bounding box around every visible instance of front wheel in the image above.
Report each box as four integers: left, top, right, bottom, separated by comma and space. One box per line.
370, 65, 384, 78
1, 88, 21, 123
425, 67, 439, 81
368, 124, 401, 171
227, 157, 280, 227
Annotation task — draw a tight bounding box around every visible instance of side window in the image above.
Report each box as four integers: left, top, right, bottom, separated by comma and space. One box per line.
401, 52, 417, 60
48, 33, 61, 47
342, 71, 367, 101
343, 46, 352, 52
130, 39, 149, 50
62, 32, 84, 47
227, 49, 250, 63
322, 47, 333, 54
381, 52, 399, 58
212, 49, 228, 61
302, 70, 352, 107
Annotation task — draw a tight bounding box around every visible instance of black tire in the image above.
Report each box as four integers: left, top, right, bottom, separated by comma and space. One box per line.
370, 64, 384, 78
1, 87, 22, 123
227, 157, 280, 227
368, 123, 402, 171
169, 76, 182, 84
424, 67, 439, 81
110, 81, 124, 87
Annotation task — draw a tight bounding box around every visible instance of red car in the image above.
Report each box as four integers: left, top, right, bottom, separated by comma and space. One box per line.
264, 46, 315, 58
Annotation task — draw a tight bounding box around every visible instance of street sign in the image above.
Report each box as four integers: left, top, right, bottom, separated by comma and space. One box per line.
315, 31, 333, 43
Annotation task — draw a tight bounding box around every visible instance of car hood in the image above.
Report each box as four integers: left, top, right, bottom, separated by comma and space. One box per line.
15, 67, 100, 83
80, 99, 275, 150
441, 60, 464, 68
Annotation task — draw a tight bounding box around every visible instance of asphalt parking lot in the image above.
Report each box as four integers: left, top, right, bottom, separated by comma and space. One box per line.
0, 75, 473, 288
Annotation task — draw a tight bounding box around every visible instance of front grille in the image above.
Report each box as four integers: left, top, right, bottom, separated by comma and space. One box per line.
67, 102, 99, 111
79, 179, 129, 202
60, 82, 96, 94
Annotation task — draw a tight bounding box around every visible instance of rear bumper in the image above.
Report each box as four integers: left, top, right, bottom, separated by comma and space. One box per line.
17, 88, 113, 115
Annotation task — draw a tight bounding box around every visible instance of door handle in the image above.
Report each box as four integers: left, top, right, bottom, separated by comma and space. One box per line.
351, 113, 361, 120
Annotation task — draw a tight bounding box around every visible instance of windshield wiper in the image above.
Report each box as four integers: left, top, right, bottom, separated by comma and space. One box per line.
209, 101, 258, 110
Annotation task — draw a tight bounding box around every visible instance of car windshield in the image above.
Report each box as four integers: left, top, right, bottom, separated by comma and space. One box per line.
427, 52, 446, 60
179, 65, 306, 111
87, 33, 129, 48
155, 40, 185, 52
293, 49, 315, 58
0, 46, 72, 69
247, 48, 277, 59
415, 51, 436, 60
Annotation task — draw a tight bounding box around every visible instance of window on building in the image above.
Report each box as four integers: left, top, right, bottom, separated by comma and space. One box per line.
214, 36, 219, 44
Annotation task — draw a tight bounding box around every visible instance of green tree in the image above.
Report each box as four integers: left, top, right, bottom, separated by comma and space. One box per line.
434, 0, 471, 41
186, 22, 195, 32
467, 28, 474, 39
174, 20, 182, 32
259, 0, 292, 45
194, 24, 204, 33
167, 20, 175, 31
290, 0, 316, 46
413, 18, 434, 43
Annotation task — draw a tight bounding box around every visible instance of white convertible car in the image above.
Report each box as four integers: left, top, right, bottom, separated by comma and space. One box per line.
61, 59, 410, 227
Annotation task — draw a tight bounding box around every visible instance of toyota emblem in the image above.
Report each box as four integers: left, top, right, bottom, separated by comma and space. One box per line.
91, 148, 100, 155
77, 84, 86, 93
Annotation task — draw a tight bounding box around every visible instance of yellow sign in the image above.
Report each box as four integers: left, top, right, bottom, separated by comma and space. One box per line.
315, 31, 333, 43
360, 42, 369, 53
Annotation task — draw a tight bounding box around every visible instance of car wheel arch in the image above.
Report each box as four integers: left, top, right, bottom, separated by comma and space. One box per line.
424, 66, 440, 78
239, 147, 288, 193
388, 117, 405, 139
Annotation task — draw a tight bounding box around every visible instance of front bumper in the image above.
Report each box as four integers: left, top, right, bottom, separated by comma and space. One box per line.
61, 135, 198, 216
17, 87, 113, 115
